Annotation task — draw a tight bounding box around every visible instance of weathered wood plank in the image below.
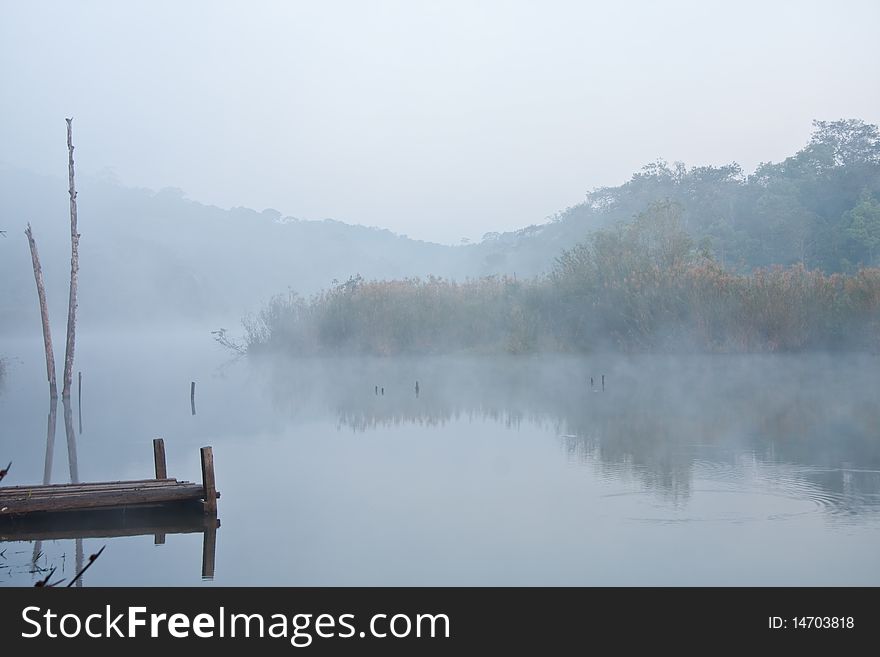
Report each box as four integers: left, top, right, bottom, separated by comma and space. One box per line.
0, 483, 206, 514
0, 482, 198, 501
0, 481, 185, 501
0, 484, 195, 506
0, 478, 178, 492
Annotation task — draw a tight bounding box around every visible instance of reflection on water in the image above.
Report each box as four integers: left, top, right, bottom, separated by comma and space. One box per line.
22, 396, 84, 586
30, 397, 57, 581
16, 397, 87, 585
3, 385, 216, 585
1, 333, 879, 585
62, 396, 85, 587
260, 354, 880, 518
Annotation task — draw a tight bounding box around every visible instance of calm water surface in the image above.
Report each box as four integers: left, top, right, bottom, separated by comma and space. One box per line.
1, 329, 879, 585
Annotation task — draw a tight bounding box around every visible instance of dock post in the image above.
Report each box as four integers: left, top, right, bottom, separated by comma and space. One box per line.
200, 446, 217, 514
191, 381, 196, 416
202, 517, 218, 579
153, 438, 167, 479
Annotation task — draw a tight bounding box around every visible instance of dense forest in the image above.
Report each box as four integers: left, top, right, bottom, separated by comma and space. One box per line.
476, 119, 880, 276
246, 120, 880, 356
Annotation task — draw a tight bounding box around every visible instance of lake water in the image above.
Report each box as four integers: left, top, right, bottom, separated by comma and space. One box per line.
1, 329, 879, 585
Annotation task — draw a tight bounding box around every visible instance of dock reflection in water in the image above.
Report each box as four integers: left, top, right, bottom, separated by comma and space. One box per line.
1, 394, 219, 584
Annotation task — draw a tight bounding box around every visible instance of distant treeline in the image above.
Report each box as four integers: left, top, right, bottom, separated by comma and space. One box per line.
245, 201, 880, 355
478, 119, 880, 276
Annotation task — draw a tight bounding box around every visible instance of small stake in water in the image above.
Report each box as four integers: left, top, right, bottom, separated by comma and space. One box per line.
602, 375, 605, 392
415, 380, 420, 397
191, 381, 196, 416
375, 385, 378, 396
381, 387, 384, 396
590, 376, 594, 390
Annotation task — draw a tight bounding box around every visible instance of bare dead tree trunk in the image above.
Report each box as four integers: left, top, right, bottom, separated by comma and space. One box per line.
42, 396, 58, 485
62, 117, 80, 400
25, 223, 58, 399
63, 395, 79, 484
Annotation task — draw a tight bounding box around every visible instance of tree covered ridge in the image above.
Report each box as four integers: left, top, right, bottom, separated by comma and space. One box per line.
580, 119, 880, 270
478, 119, 880, 276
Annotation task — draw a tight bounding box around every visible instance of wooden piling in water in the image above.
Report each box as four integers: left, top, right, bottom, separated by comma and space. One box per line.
200, 446, 217, 515
153, 438, 167, 480
191, 381, 196, 415
202, 517, 218, 579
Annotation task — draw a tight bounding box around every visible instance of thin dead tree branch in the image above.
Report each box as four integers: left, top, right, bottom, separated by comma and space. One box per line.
65, 545, 105, 587
25, 223, 58, 398
34, 566, 57, 587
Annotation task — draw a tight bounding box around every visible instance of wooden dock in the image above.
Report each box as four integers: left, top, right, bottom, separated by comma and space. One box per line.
0, 439, 220, 578
0, 439, 218, 517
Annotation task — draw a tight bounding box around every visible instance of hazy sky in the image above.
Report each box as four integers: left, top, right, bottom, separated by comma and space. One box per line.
2, 0, 879, 244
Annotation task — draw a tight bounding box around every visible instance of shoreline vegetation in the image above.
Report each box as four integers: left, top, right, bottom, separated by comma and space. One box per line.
240, 119, 880, 357
243, 201, 880, 356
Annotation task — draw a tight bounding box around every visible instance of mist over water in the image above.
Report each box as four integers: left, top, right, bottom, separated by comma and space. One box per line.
1, 330, 878, 585
2, 1, 880, 592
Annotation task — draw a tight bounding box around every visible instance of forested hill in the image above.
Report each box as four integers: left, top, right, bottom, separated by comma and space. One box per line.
0, 168, 473, 333
471, 119, 880, 276
1, 119, 877, 334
